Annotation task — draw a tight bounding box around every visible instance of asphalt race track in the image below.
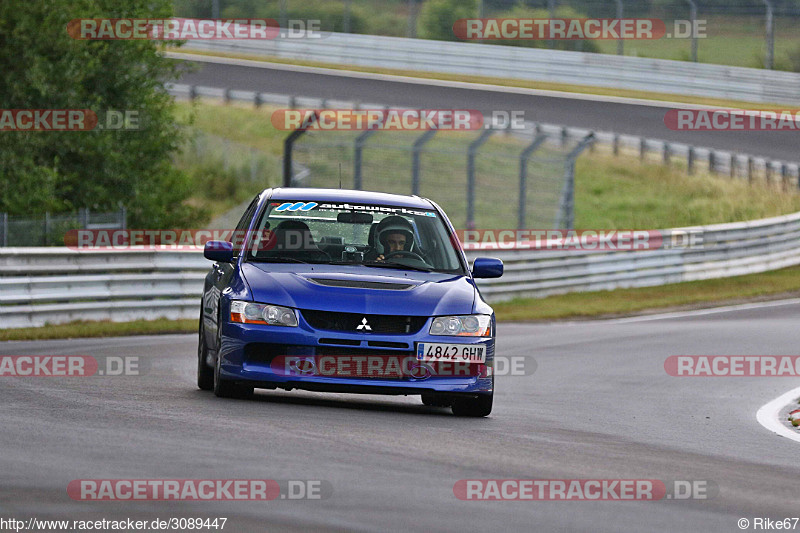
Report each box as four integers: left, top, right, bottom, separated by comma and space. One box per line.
175, 57, 799, 162
2, 302, 798, 532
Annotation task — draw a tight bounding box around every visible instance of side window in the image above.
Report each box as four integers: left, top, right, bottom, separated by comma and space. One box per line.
232, 196, 260, 257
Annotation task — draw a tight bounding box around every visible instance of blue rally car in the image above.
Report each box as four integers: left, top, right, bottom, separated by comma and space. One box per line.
197, 188, 503, 417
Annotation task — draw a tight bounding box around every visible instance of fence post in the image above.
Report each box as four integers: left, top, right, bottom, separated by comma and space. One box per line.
120, 206, 127, 230
639, 138, 646, 161
283, 111, 318, 187
343, 0, 351, 33
663, 142, 670, 165
279, 0, 287, 28
411, 129, 437, 196
612, 134, 620, 156
0, 212, 7, 247
466, 129, 494, 230
518, 134, 548, 230
747, 157, 754, 183
709, 151, 716, 173
763, 0, 774, 69
765, 161, 773, 184
557, 133, 594, 230
687, 146, 695, 175
615, 0, 624, 56
407, 0, 417, 38
547, 0, 556, 49
353, 128, 379, 190
79, 207, 89, 229
730, 154, 737, 178
44, 211, 50, 246
686, 0, 698, 62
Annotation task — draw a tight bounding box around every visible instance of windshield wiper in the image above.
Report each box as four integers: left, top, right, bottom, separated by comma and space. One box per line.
363, 261, 433, 272
249, 257, 309, 264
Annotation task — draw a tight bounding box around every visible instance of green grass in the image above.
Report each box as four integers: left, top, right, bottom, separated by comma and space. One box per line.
574, 153, 800, 229
0, 319, 197, 341
493, 264, 800, 321
594, 16, 800, 70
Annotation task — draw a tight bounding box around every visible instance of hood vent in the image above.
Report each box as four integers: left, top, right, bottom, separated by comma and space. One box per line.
307, 278, 415, 290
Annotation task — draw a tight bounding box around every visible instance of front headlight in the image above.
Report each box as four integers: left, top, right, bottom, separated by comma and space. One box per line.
429, 315, 491, 336
230, 300, 298, 327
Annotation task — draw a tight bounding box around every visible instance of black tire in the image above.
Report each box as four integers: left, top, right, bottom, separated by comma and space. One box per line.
197, 321, 214, 391
451, 393, 493, 417
421, 393, 451, 407
213, 343, 253, 399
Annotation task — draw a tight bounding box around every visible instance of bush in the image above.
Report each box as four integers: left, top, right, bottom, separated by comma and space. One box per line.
0, 0, 202, 228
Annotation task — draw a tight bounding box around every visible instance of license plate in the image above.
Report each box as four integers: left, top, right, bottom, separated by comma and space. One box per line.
416, 343, 486, 363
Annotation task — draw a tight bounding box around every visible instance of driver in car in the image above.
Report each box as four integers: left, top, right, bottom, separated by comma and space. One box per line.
366, 215, 418, 262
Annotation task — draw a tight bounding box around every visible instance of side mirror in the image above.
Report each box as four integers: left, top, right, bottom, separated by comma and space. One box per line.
204, 240, 234, 262
471, 257, 503, 279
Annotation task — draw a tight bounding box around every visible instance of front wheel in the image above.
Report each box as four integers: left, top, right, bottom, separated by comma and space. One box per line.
451, 393, 493, 417
213, 341, 253, 399
197, 321, 214, 391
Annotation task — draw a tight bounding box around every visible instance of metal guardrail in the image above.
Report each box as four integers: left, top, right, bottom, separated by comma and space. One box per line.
180, 32, 800, 105
3, 210, 800, 328
166, 83, 800, 187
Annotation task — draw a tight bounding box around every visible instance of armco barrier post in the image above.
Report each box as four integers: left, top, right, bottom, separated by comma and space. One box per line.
467, 130, 494, 230
557, 133, 594, 230
412, 129, 437, 196
518, 134, 548, 230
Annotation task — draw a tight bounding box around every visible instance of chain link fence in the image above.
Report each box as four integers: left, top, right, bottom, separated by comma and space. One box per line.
288, 125, 593, 230
0, 208, 126, 247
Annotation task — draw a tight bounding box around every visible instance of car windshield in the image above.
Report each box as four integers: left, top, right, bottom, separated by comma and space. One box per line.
246, 200, 465, 274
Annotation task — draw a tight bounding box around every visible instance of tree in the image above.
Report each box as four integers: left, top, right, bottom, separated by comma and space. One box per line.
0, 0, 199, 227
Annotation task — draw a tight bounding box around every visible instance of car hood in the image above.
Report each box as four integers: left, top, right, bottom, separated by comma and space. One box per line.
241, 263, 476, 316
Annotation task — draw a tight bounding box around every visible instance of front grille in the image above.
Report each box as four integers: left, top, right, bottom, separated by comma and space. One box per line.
300, 310, 427, 334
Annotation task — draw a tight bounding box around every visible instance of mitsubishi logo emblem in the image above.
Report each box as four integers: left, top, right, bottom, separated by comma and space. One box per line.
356, 317, 372, 331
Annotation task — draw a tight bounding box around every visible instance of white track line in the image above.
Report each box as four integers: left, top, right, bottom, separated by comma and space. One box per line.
165, 51, 716, 111
602, 297, 800, 324
756, 386, 800, 443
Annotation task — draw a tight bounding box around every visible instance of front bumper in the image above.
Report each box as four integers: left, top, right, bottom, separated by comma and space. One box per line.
218, 320, 495, 395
